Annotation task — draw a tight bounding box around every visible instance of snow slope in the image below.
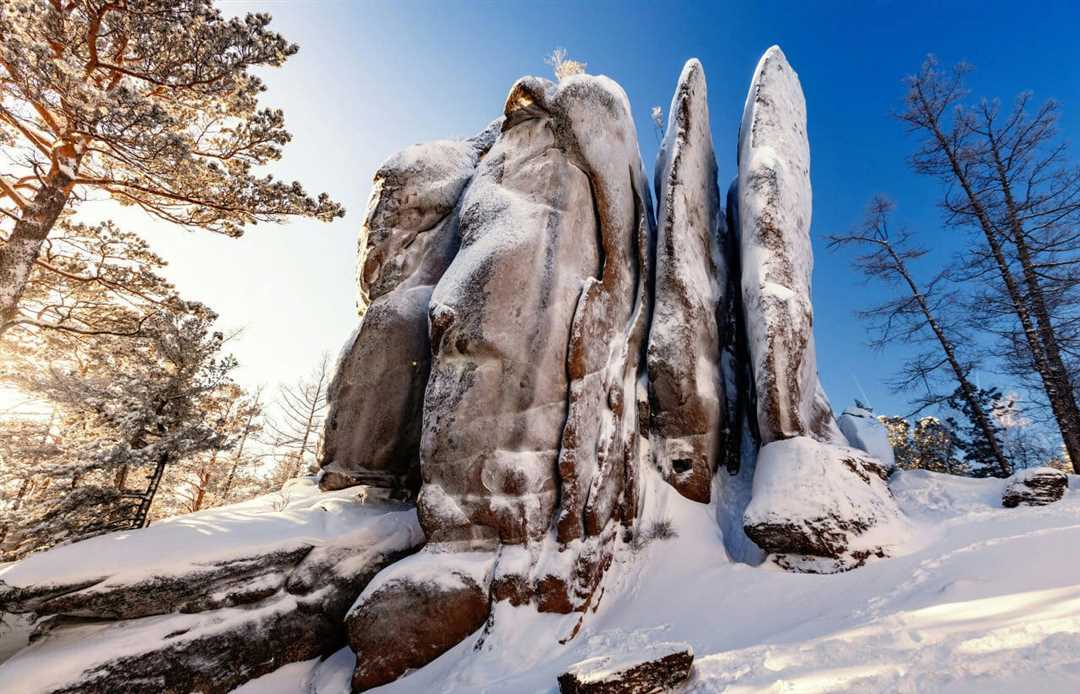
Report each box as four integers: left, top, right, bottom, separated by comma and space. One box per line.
239, 468, 1080, 693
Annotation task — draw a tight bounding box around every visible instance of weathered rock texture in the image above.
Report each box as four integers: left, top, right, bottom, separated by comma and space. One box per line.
647, 59, 733, 503
347, 73, 654, 690
319, 123, 499, 496
734, 46, 903, 572
347, 554, 491, 691
557, 641, 694, 694
736, 46, 841, 446
1002, 467, 1069, 508
0, 483, 422, 693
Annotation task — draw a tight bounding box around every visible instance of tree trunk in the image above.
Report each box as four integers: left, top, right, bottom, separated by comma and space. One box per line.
987, 140, 1080, 473
132, 451, 169, 529
913, 94, 1067, 474
192, 470, 211, 512
889, 246, 1011, 477
0, 171, 73, 323
221, 425, 252, 501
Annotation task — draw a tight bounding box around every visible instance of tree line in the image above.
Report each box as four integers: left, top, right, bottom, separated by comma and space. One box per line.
0, 0, 341, 559
832, 57, 1080, 477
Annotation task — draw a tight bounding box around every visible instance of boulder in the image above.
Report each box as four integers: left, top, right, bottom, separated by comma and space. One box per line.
837, 403, 896, 473
647, 58, 734, 503
319, 122, 499, 497
557, 641, 694, 694
0, 482, 422, 693
1002, 467, 1069, 508
736, 45, 842, 446
346, 553, 492, 692
743, 437, 905, 572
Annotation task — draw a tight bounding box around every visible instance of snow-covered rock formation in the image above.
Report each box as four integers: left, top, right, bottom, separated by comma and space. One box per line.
734, 47, 903, 570
0, 45, 913, 694
736, 46, 839, 446
346, 72, 654, 690
319, 122, 499, 494
0, 481, 422, 693
1002, 467, 1068, 507
647, 59, 734, 503
838, 402, 896, 472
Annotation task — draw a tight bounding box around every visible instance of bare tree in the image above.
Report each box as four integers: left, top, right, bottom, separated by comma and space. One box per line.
266, 354, 330, 483
900, 57, 1080, 473
830, 196, 1010, 476
220, 386, 265, 503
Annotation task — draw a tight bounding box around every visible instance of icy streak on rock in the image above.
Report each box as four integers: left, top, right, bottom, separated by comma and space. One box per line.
647, 58, 732, 503
736, 45, 842, 446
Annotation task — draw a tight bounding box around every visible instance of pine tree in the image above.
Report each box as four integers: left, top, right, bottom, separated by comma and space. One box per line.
945, 386, 1010, 477
913, 417, 968, 475
0, 0, 344, 322
880, 415, 917, 470
1, 306, 235, 557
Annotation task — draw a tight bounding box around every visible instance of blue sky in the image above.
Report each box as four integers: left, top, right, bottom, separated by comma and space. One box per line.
126, 0, 1080, 422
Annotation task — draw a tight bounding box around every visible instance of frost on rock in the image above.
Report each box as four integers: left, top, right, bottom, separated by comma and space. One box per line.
349, 72, 654, 690
0, 481, 423, 693
319, 122, 500, 495
743, 437, 906, 572
838, 403, 896, 472
647, 59, 734, 503
1002, 467, 1069, 508
736, 45, 842, 446
733, 47, 904, 572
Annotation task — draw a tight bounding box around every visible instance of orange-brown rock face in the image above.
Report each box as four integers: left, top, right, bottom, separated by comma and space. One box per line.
346, 74, 653, 691
647, 59, 735, 504
319, 124, 498, 496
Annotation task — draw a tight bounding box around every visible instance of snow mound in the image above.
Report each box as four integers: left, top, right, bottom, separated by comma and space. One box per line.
838, 405, 896, 471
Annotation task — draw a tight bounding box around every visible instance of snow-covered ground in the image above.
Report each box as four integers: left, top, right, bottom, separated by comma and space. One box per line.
237, 468, 1080, 693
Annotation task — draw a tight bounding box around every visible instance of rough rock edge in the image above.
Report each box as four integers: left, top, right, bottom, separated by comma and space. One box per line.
1002, 467, 1068, 508
557, 641, 694, 694
647, 58, 732, 504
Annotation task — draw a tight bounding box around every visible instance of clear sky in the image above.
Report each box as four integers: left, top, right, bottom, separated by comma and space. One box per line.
91, 0, 1080, 422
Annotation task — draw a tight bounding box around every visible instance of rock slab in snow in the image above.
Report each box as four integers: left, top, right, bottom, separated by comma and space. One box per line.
1002, 467, 1068, 508
647, 58, 733, 503
346, 555, 490, 692
736, 45, 841, 446
0, 482, 423, 694
557, 641, 694, 694
743, 436, 904, 572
